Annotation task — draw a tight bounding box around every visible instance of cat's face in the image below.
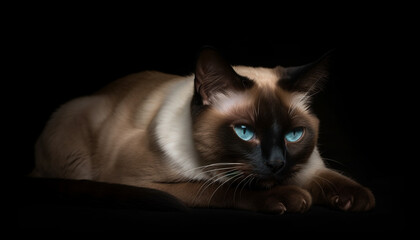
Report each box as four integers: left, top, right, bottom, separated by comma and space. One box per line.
191, 49, 330, 188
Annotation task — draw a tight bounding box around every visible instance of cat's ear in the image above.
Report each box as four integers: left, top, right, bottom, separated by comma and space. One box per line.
194, 48, 253, 105
280, 50, 334, 95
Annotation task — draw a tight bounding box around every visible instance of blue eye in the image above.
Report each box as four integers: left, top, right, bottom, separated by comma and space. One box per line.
285, 127, 304, 142
233, 125, 254, 141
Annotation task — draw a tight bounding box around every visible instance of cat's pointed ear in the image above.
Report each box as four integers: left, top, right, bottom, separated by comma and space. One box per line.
280, 50, 334, 94
194, 48, 253, 105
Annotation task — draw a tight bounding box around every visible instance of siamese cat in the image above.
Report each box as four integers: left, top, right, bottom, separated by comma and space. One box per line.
31, 48, 375, 213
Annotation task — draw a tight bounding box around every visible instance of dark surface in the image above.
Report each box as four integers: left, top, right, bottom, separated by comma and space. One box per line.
15, 33, 404, 233
18, 177, 402, 233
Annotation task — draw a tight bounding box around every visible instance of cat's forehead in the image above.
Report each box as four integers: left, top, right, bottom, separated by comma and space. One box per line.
211, 84, 308, 122
233, 66, 284, 89
231, 65, 310, 114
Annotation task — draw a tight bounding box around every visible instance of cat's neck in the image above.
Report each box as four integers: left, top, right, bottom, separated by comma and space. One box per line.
153, 75, 204, 180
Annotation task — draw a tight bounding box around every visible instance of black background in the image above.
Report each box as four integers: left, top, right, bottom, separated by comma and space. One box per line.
14, 20, 404, 233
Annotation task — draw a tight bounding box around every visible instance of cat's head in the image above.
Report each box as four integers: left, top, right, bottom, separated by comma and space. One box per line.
191, 48, 331, 188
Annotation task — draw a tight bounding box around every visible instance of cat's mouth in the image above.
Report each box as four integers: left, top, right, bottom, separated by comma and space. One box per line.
249, 164, 303, 189
253, 174, 289, 188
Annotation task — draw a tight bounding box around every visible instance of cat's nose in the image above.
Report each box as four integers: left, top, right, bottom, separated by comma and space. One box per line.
265, 145, 286, 173
266, 159, 286, 173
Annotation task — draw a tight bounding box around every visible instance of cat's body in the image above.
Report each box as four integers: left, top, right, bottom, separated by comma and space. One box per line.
34, 71, 197, 183
32, 49, 375, 213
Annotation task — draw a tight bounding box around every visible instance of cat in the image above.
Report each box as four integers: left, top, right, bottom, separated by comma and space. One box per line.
31, 48, 375, 214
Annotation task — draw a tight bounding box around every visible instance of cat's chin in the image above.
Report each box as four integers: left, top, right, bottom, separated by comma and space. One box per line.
256, 178, 278, 189
254, 174, 294, 189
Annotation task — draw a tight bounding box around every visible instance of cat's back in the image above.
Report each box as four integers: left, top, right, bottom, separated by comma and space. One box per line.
98, 71, 193, 129
98, 71, 181, 101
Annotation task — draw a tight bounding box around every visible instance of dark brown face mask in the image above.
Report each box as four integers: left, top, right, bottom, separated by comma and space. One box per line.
191, 48, 329, 188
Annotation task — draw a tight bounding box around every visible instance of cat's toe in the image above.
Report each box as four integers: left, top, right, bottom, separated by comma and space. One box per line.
298, 198, 310, 213
353, 186, 375, 211
331, 186, 375, 212
331, 195, 353, 211
287, 194, 311, 213
259, 198, 287, 214
273, 186, 312, 213
258, 185, 312, 214
272, 202, 287, 214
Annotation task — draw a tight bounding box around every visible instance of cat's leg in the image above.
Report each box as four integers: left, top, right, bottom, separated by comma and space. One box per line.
145, 181, 312, 214
304, 168, 375, 211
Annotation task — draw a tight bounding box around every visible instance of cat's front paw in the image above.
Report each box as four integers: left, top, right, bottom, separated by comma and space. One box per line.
328, 184, 375, 212
308, 169, 376, 212
257, 185, 312, 214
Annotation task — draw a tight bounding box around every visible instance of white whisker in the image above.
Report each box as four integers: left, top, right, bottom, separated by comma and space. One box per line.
311, 177, 327, 199
288, 77, 323, 116
311, 175, 337, 198
208, 171, 243, 206
185, 162, 245, 173
193, 169, 241, 204
247, 174, 256, 188
233, 174, 255, 202
239, 174, 256, 200
180, 162, 246, 181
313, 175, 336, 189
323, 158, 347, 168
